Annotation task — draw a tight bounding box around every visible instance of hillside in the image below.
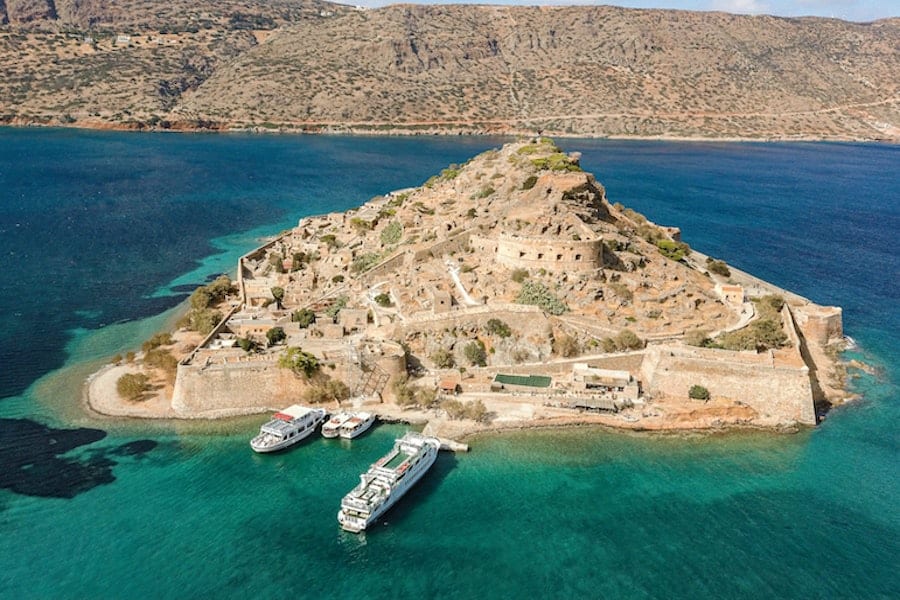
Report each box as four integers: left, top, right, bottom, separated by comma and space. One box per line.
2, 2, 898, 139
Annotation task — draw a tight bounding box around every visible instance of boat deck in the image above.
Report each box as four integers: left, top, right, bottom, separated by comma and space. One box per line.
383, 450, 409, 470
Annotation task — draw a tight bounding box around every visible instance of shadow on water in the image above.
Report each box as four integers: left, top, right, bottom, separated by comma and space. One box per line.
367, 451, 458, 534
0, 418, 157, 499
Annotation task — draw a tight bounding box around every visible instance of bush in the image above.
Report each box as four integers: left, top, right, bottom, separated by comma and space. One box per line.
325, 296, 348, 321
270, 287, 285, 309
292, 308, 316, 328
374, 293, 393, 307
117, 373, 150, 401
320, 234, 340, 249
393, 376, 439, 408
511, 268, 529, 283
443, 398, 488, 422
717, 319, 788, 352
464, 340, 487, 367
237, 337, 257, 352
521, 175, 538, 190
684, 329, 711, 347
553, 334, 580, 357
689, 385, 710, 400
430, 348, 455, 369
515, 281, 568, 315
278, 347, 320, 378
485, 319, 512, 338
471, 186, 495, 200
466, 208, 477, 218
142, 332, 173, 352
615, 329, 644, 351
380, 221, 403, 245
657, 239, 690, 261
189, 309, 223, 335
303, 377, 350, 404
351, 252, 383, 274
266, 327, 286, 346
706, 257, 731, 277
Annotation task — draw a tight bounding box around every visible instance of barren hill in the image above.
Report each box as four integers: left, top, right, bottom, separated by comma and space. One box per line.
2, 2, 898, 139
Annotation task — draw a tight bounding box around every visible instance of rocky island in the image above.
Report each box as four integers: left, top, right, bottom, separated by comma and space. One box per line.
88, 139, 849, 438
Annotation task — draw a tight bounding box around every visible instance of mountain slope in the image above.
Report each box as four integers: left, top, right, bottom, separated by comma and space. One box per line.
1, 3, 897, 139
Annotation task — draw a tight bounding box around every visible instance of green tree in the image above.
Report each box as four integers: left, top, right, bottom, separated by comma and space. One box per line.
689, 385, 710, 400
190, 287, 213, 310
430, 348, 455, 369
464, 340, 487, 367
374, 292, 392, 307
270, 287, 285, 309
237, 337, 256, 352
278, 347, 320, 379
614, 329, 644, 351
485, 319, 512, 338
303, 376, 350, 404
292, 308, 316, 328
266, 327, 286, 346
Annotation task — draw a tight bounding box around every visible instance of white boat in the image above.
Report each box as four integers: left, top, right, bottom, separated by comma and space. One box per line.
338, 432, 440, 533
339, 412, 376, 439
322, 412, 353, 438
250, 405, 326, 453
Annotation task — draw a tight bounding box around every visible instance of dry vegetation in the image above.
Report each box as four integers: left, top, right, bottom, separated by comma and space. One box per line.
2, 2, 898, 138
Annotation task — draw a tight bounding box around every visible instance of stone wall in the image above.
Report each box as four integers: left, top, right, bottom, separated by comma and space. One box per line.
172, 360, 306, 416
470, 233, 603, 272
792, 304, 843, 346
641, 344, 815, 425
411, 230, 473, 263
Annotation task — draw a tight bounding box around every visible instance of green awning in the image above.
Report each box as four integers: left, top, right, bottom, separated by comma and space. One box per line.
493, 374, 552, 388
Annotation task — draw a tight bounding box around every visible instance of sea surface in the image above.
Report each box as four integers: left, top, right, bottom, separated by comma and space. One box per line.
0, 129, 897, 599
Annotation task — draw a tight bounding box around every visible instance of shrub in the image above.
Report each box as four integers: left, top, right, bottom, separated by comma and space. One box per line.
270, 287, 285, 309
141, 332, 173, 352
144, 348, 178, 376
443, 398, 488, 422
657, 239, 690, 261
510, 268, 529, 283
689, 385, 710, 400
521, 175, 538, 190
706, 257, 731, 277
380, 221, 403, 245
350, 217, 372, 233
430, 347, 455, 369
117, 373, 150, 401
351, 252, 383, 274
292, 308, 316, 328
266, 327, 286, 346
331, 275, 345, 284
615, 329, 644, 351
684, 329, 711, 347
466, 208, 477, 218
471, 186, 495, 200
320, 234, 340, 249
374, 293, 393, 307
303, 377, 350, 404
188, 309, 222, 335
325, 296, 348, 321
515, 281, 568, 315
485, 319, 512, 338
464, 340, 487, 367
278, 347, 320, 378
237, 337, 257, 352
717, 318, 788, 352
553, 334, 581, 357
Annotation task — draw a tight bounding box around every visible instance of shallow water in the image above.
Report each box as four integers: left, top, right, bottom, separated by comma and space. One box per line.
0, 130, 896, 598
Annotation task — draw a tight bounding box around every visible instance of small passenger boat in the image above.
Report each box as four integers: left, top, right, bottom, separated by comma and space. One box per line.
339, 412, 376, 439
250, 405, 326, 453
322, 412, 353, 438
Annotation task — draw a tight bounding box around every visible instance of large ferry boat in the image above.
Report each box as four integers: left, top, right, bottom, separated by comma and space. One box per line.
321, 412, 352, 438
249, 405, 326, 453
337, 432, 441, 532
339, 412, 376, 439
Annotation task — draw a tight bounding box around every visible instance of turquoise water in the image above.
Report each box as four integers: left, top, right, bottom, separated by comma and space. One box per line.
0, 131, 897, 598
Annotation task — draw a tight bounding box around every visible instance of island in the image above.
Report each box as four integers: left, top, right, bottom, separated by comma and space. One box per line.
87, 139, 849, 439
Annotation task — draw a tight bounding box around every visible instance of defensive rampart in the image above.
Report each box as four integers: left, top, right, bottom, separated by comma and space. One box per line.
640, 344, 815, 425
470, 233, 603, 272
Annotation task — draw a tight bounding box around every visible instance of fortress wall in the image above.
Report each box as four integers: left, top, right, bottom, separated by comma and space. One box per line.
641, 345, 814, 425
359, 251, 407, 283
412, 230, 473, 262
793, 304, 843, 346
471, 234, 603, 272
172, 361, 304, 416
401, 304, 545, 331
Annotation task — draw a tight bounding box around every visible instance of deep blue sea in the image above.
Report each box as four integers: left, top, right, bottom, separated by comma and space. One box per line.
0, 129, 897, 599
